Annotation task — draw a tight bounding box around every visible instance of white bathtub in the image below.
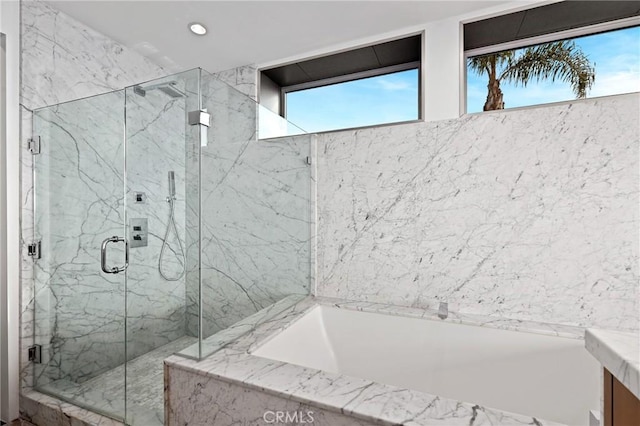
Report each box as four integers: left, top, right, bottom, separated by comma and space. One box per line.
252, 305, 600, 426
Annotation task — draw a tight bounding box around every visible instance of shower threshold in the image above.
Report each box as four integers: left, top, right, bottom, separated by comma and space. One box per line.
35, 335, 197, 425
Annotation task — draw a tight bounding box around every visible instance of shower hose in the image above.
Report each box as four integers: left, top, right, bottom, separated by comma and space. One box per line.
158, 195, 186, 281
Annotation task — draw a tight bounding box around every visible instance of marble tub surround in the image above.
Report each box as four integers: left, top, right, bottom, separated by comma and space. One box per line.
179, 294, 306, 359
166, 296, 575, 426
316, 93, 639, 332
585, 328, 640, 399
166, 369, 378, 426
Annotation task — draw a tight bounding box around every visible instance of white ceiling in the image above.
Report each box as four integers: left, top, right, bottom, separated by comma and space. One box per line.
47, 1, 509, 73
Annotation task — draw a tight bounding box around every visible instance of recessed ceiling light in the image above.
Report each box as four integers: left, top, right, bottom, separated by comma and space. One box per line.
189, 22, 207, 36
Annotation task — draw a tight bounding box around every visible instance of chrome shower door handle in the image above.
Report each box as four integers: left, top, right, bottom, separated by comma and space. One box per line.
100, 236, 129, 274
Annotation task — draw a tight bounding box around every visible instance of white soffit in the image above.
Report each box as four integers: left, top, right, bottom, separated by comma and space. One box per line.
45, 0, 513, 72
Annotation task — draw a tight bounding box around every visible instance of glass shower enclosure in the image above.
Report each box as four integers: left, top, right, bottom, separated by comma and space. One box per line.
30, 68, 311, 424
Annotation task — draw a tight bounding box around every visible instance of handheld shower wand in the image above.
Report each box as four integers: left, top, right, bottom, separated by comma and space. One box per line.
159, 171, 185, 281
168, 171, 176, 199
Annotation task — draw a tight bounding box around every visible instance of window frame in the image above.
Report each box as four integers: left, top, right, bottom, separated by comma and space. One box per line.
259, 32, 424, 135
280, 61, 421, 119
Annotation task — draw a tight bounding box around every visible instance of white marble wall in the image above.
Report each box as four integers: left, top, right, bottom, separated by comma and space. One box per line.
20, 0, 166, 110
213, 65, 257, 100
316, 94, 640, 332
185, 76, 312, 340
19, 0, 179, 391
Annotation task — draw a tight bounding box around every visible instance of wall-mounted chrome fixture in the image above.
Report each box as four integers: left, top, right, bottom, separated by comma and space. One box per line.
130, 218, 148, 248
189, 109, 211, 147
159, 171, 185, 281
134, 192, 147, 204
133, 81, 186, 98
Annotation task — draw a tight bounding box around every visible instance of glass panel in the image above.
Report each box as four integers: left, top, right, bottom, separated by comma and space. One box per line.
33, 90, 127, 421
123, 69, 201, 426
258, 104, 307, 139
179, 71, 312, 359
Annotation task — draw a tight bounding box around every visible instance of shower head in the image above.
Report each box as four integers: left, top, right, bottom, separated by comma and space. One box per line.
157, 85, 186, 98
133, 81, 186, 98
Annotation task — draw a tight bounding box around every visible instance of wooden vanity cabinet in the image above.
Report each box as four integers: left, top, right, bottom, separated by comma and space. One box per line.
604, 368, 640, 426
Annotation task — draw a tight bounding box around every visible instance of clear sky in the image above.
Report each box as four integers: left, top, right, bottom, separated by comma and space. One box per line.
286, 69, 419, 133
284, 25, 639, 132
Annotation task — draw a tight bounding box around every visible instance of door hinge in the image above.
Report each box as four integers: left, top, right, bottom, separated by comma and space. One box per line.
28, 344, 42, 363
305, 156, 312, 165
27, 241, 41, 259
28, 136, 41, 154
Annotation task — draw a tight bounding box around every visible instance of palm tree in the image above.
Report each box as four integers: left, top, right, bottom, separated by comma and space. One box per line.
469, 40, 596, 111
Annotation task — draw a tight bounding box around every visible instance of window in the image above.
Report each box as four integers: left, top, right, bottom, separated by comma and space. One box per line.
259, 35, 421, 137
285, 68, 418, 133
464, 1, 640, 113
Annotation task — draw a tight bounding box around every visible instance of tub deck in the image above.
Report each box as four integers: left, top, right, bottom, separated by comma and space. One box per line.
165, 296, 597, 426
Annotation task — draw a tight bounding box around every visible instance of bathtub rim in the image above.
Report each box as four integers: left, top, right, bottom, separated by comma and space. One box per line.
164, 295, 590, 426
247, 296, 586, 356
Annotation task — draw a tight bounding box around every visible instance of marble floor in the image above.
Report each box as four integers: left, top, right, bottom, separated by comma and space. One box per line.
37, 335, 197, 425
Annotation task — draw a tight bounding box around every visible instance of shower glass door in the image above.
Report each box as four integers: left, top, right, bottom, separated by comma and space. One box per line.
32, 90, 128, 420
32, 69, 203, 425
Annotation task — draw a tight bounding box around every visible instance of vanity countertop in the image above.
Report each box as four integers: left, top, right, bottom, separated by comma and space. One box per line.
585, 328, 640, 399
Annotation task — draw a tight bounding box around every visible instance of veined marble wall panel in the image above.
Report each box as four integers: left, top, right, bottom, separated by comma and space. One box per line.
212, 65, 257, 100
316, 94, 639, 331
185, 78, 312, 338
20, 0, 166, 110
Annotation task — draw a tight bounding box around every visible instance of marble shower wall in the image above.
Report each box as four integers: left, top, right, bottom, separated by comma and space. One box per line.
185, 76, 312, 339
316, 94, 639, 332
20, 0, 181, 388
213, 65, 257, 100
20, 0, 166, 110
